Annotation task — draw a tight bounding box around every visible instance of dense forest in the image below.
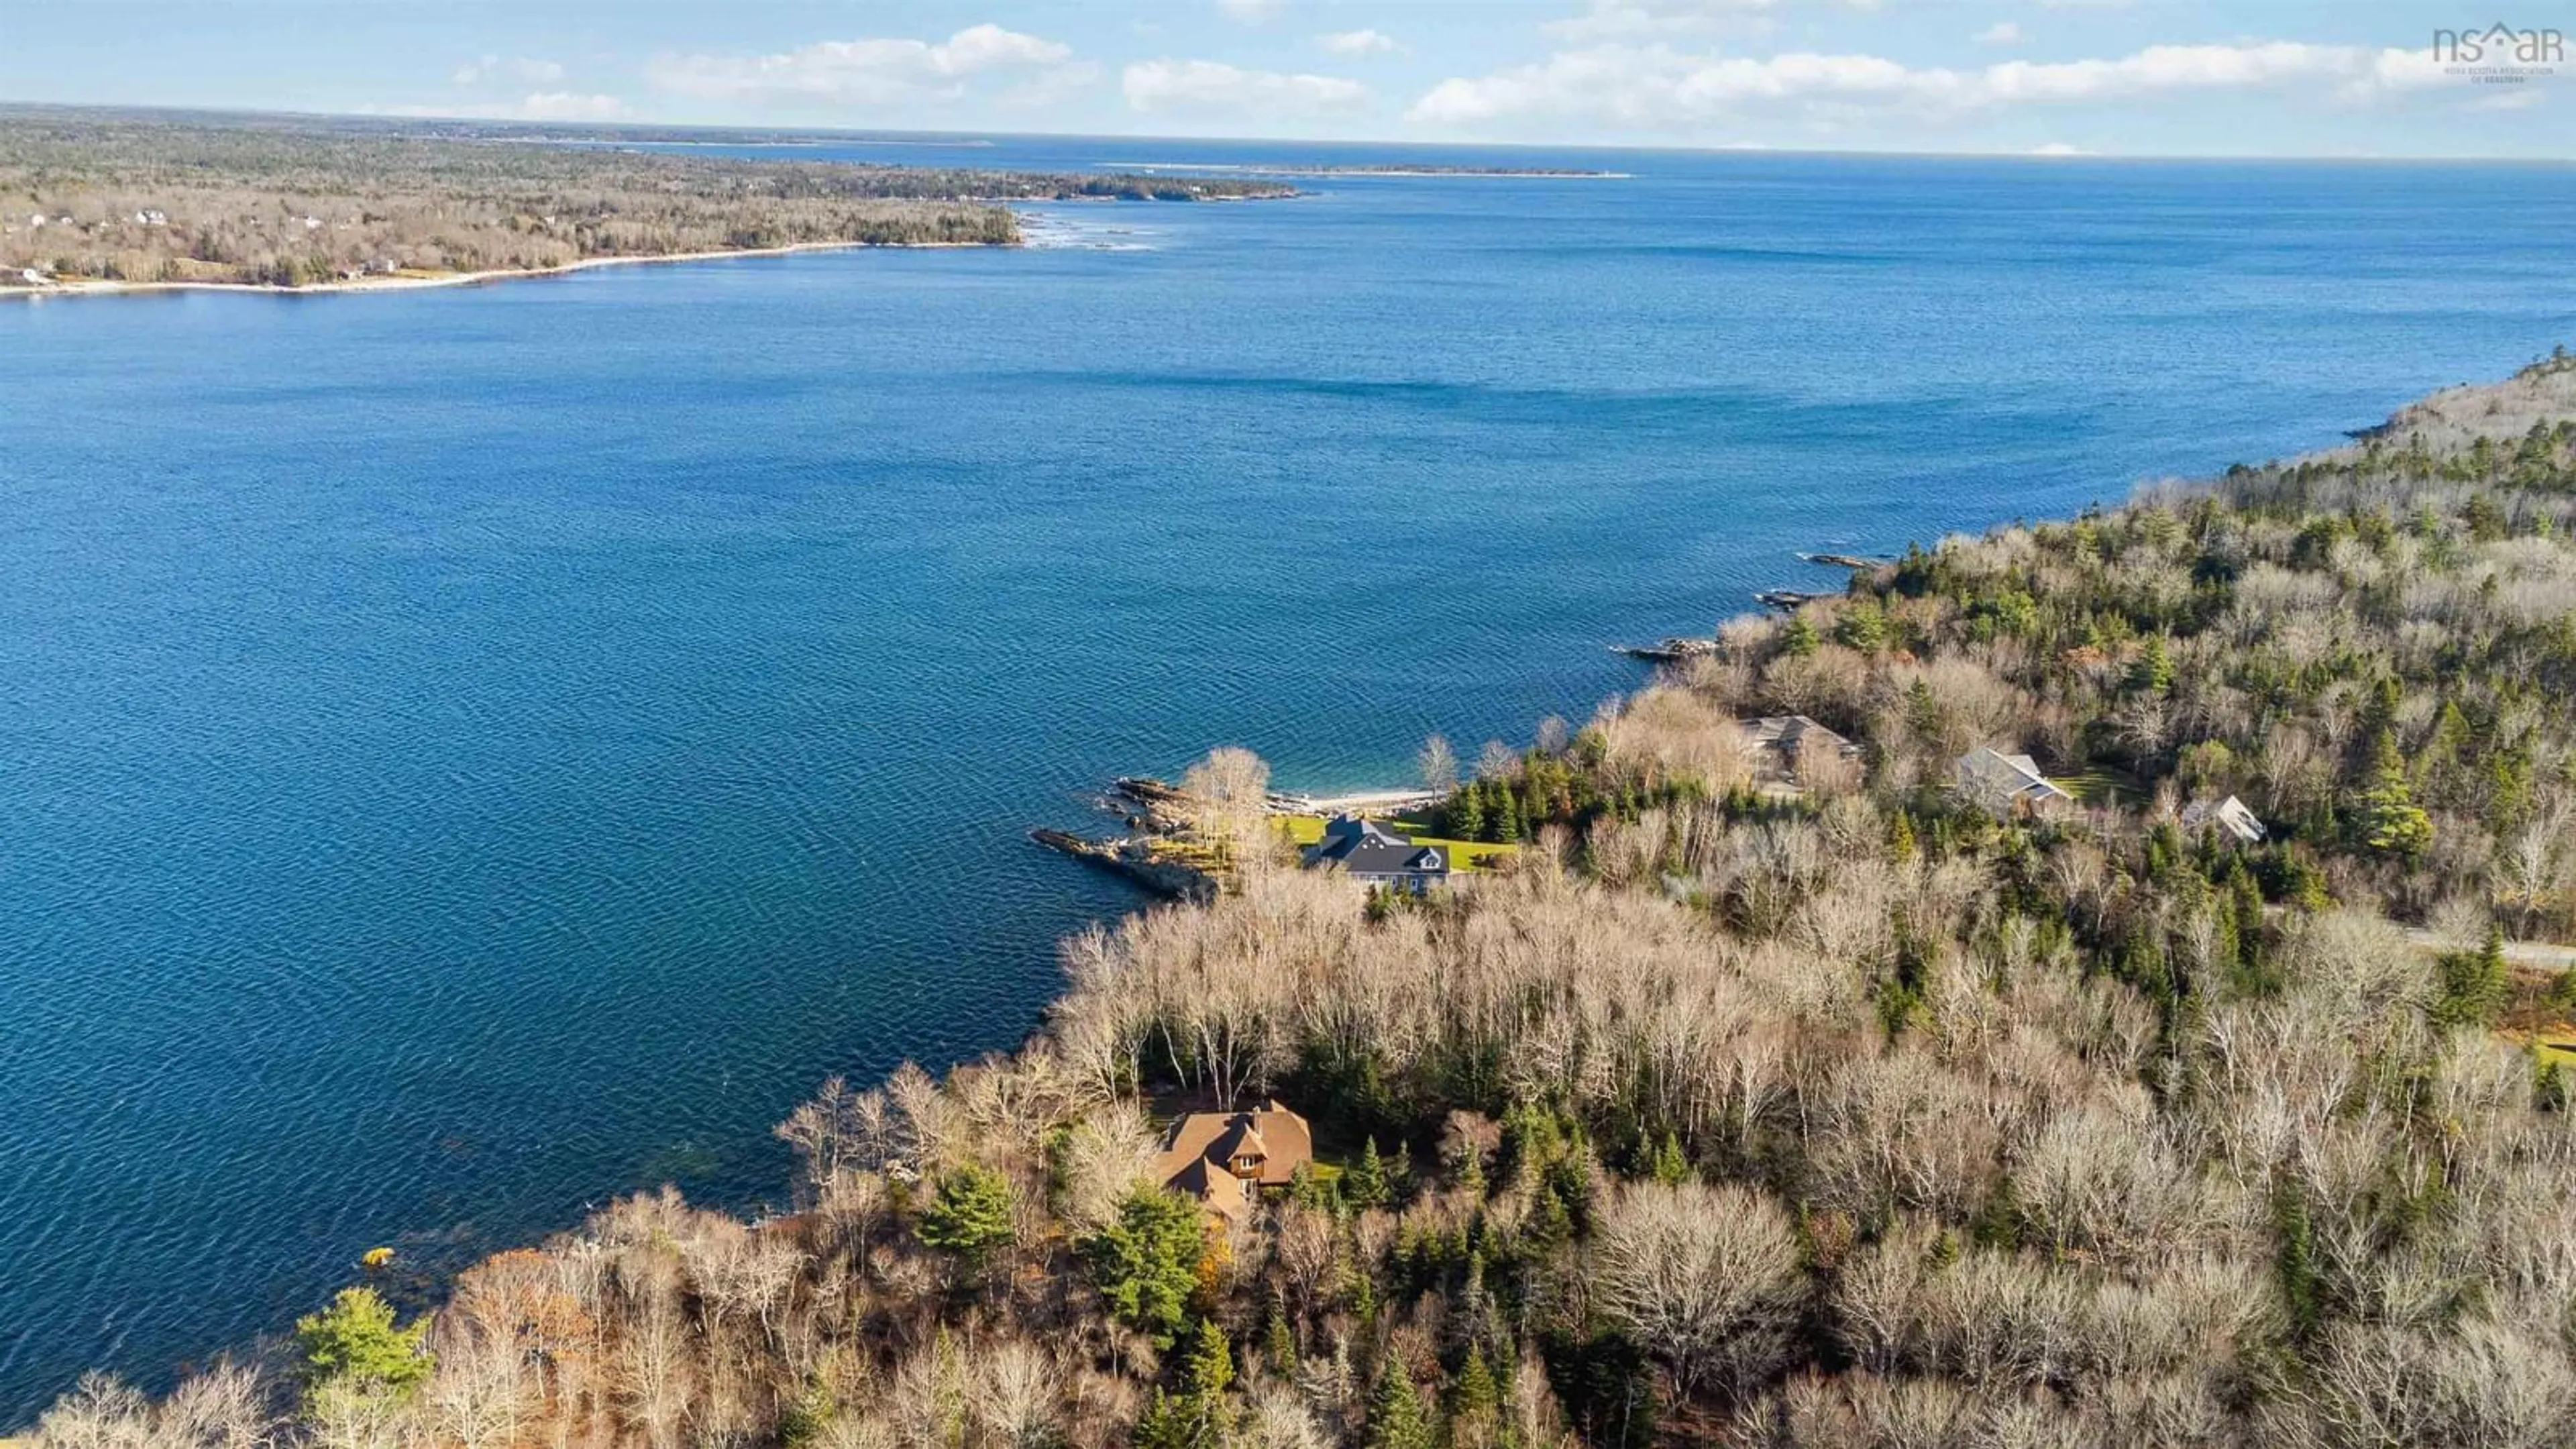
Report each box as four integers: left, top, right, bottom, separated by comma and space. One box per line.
0, 107, 1291, 286
27, 352, 2576, 1448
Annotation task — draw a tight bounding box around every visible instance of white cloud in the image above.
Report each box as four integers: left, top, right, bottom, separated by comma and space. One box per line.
2029, 140, 2089, 154
1411, 46, 1928, 123
1408, 38, 2401, 127
997, 60, 1107, 111
647, 23, 1075, 105
2359, 44, 2453, 92
1545, 0, 1777, 43
2469, 87, 2542, 111
1542, 0, 1894, 42
1218, 0, 1289, 22
451, 54, 567, 86
1123, 58, 1370, 116
1980, 42, 2353, 102
514, 91, 625, 120
1974, 21, 2023, 47
1321, 28, 1403, 56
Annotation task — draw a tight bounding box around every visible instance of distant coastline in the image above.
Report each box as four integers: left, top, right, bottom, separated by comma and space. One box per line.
539, 136, 1001, 150
1, 238, 989, 302
0, 108, 1291, 294
1096, 160, 1630, 178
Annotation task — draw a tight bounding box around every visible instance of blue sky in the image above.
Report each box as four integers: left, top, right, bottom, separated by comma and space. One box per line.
5, 1, 2567, 157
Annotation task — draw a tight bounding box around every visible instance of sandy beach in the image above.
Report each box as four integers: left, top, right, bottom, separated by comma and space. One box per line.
1267, 786, 1448, 816
0, 237, 993, 303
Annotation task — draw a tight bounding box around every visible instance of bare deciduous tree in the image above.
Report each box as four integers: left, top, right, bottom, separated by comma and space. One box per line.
1593, 1181, 1805, 1395
1417, 734, 1458, 794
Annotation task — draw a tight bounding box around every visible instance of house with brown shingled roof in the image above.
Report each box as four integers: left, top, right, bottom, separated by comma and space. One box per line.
1154, 1101, 1313, 1222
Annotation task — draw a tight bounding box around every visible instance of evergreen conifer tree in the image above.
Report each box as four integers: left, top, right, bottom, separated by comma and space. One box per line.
915, 1164, 1016, 1276
1364, 1358, 1435, 1449
1649, 1131, 1690, 1185
294, 1287, 433, 1401
1348, 1137, 1390, 1209
2355, 731, 2434, 861
1265, 1296, 1297, 1379
1452, 1346, 1500, 1430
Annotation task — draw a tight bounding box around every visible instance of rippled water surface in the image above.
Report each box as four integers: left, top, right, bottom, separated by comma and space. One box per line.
4, 138, 2575, 1418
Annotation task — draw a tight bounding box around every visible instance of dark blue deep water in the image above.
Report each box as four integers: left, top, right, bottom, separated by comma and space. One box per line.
3, 135, 2574, 1419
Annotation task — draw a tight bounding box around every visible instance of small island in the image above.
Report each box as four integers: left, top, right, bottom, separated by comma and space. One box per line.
0, 107, 1297, 294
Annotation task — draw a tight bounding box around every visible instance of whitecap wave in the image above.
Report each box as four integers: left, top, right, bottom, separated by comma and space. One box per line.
1018, 211, 1161, 252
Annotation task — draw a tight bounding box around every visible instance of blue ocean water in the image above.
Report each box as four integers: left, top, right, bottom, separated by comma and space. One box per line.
3, 136, 2574, 1420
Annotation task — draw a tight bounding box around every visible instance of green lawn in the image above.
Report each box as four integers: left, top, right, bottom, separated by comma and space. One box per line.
2061, 765, 2151, 808
1275, 813, 1518, 872
2531, 1036, 2576, 1071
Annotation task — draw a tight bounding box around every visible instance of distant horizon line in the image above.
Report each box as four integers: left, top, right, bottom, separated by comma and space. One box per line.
3, 97, 2571, 167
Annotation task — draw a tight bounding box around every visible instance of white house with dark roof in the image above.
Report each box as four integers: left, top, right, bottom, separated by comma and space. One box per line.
1303, 815, 1450, 891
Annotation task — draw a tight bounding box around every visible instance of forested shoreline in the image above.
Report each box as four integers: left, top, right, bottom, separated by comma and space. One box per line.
25, 352, 2576, 1448
0, 109, 1292, 288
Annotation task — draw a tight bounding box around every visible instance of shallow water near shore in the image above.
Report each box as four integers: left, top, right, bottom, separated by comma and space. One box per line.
3, 136, 2575, 1419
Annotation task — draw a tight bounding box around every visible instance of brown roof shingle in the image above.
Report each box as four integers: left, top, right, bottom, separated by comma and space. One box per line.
1155, 1102, 1314, 1203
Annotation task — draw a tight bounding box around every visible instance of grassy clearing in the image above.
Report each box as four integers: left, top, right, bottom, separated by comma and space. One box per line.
2528, 1034, 2576, 1071
2062, 764, 2151, 808
1275, 813, 1519, 872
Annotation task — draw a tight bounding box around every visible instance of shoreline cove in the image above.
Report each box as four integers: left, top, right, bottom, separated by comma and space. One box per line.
17, 345, 2573, 1440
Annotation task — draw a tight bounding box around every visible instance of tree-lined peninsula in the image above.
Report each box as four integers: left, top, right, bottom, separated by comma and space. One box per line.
23, 351, 2576, 1448
0, 107, 1294, 290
